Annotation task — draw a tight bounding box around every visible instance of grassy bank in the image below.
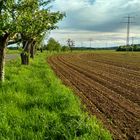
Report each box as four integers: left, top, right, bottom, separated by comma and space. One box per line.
0, 52, 112, 140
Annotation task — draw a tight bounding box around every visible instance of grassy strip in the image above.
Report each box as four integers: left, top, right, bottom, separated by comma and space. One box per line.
6, 49, 20, 54
0, 52, 112, 140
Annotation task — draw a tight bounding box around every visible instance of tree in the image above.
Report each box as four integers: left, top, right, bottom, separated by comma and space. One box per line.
0, 0, 17, 82
67, 39, 75, 52
17, 0, 64, 65
46, 38, 61, 52
30, 32, 48, 58
62, 45, 70, 52
0, 0, 64, 81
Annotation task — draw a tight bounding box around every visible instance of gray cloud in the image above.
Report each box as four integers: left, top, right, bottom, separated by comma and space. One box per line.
54, 0, 140, 32
50, 0, 140, 47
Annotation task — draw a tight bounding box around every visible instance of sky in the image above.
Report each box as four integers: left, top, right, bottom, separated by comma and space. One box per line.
49, 0, 140, 48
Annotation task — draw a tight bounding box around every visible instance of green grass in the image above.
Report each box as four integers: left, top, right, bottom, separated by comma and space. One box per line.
0, 52, 112, 140
6, 49, 20, 54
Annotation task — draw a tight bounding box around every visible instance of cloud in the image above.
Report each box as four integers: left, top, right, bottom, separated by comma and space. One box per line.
50, 0, 140, 47
53, 0, 140, 31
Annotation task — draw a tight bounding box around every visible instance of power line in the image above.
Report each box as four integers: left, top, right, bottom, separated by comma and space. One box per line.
122, 15, 135, 47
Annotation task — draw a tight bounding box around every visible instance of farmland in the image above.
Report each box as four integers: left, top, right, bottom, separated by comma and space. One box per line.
48, 51, 140, 140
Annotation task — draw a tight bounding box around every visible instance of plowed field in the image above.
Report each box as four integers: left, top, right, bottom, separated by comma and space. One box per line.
48, 52, 140, 140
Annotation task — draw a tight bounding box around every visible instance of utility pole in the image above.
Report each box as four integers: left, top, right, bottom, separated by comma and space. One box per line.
89, 38, 92, 48
131, 37, 135, 52
122, 15, 135, 48
132, 37, 134, 46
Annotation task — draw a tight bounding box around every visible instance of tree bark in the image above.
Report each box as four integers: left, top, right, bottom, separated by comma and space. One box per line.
0, 47, 5, 82
21, 40, 32, 65
40, 48, 43, 53
0, 33, 9, 82
20, 52, 29, 65
30, 41, 36, 59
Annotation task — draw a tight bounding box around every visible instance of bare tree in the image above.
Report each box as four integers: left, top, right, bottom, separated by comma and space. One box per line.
67, 39, 75, 52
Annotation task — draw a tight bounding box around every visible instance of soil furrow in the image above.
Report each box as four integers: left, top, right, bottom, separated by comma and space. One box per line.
58, 56, 140, 108
48, 57, 125, 139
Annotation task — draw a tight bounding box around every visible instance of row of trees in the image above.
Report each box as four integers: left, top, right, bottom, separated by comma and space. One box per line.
43, 38, 75, 52
43, 38, 70, 52
0, 0, 64, 82
116, 45, 140, 51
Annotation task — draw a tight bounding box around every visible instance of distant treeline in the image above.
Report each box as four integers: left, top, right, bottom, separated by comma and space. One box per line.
8, 46, 118, 51
43, 38, 118, 52
8, 39, 140, 52
116, 44, 140, 51
70, 47, 117, 51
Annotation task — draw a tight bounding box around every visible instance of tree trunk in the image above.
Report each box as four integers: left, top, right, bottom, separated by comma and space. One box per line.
30, 41, 36, 59
21, 40, 32, 65
40, 48, 43, 53
20, 52, 29, 65
0, 47, 5, 82
0, 34, 9, 82
70, 47, 73, 52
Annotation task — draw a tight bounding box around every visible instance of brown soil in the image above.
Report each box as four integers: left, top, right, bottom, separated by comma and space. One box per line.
48, 52, 140, 140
